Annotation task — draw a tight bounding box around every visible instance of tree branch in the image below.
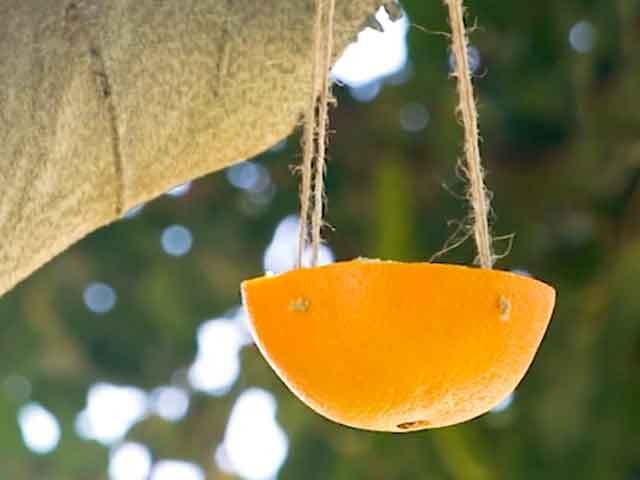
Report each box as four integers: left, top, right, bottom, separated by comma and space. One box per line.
0, 0, 382, 296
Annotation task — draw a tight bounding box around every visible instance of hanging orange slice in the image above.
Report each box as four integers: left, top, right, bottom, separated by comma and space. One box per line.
241, 259, 555, 431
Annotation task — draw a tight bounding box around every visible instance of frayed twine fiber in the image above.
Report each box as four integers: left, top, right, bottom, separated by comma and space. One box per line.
295, 0, 494, 269
296, 0, 323, 268
445, 0, 494, 268
297, 0, 336, 268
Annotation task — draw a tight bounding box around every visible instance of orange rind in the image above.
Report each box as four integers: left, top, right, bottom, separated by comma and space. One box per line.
241, 259, 555, 432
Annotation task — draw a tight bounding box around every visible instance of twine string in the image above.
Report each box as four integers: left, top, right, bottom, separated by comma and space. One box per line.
445, 0, 494, 268
297, 0, 336, 268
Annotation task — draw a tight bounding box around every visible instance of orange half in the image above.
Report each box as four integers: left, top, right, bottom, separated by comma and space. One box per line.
241, 259, 555, 432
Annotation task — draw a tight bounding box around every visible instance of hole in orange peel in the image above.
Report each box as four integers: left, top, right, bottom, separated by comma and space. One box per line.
397, 420, 431, 430
241, 259, 555, 432
289, 297, 311, 312
499, 295, 511, 321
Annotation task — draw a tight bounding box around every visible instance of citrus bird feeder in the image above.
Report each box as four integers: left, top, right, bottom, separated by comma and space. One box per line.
242, 0, 556, 432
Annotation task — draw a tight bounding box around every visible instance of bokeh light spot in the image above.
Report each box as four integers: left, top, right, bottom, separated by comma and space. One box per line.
18, 403, 61, 455
122, 204, 145, 220
399, 102, 430, 132
109, 442, 152, 480
161, 225, 193, 257
75, 383, 148, 445
150, 386, 190, 422
166, 182, 192, 198
448, 45, 482, 75
569, 21, 596, 53
263, 215, 334, 275
83, 282, 117, 314
491, 392, 515, 414
188, 319, 244, 395
332, 6, 409, 88
269, 139, 288, 153
217, 388, 288, 480
226, 161, 272, 194
150, 460, 205, 480
349, 81, 383, 103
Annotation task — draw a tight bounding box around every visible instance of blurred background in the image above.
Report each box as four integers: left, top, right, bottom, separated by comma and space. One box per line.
1, 0, 640, 478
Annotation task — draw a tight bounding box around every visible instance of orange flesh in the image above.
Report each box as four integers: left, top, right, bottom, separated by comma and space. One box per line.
242, 260, 555, 432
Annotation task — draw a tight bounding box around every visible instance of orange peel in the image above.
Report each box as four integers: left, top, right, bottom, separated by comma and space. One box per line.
241, 259, 555, 431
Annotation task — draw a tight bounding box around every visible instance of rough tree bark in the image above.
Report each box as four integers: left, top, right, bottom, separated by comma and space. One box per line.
0, 0, 385, 297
